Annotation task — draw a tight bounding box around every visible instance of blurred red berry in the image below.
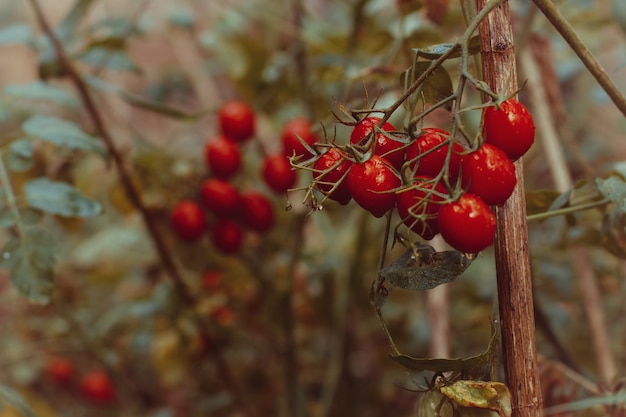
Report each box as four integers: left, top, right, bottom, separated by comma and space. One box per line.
218, 101, 255, 143
170, 200, 208, 242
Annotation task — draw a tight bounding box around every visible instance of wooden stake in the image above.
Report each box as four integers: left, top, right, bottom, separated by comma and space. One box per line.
476, 1, 544, 416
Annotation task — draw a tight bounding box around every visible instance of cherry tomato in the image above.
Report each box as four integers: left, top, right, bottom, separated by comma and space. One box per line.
204, 136, 242, 179
239, 191, 275, 232
406, 128, 464, 180
312, 148, 353, 205
201, 270, 223, 290
438, 193, 495, 253
46, 357, 75, 385
262, 154, 297, 194
484, 98, 535, 161
281, 117, 318, 160
348, 155, 401, 218
212, 219, 243, 254
200, 178, 240, 217
80, 371, 115, 404
218, 101, 255, 143
350, 116, 404, 171
396, 176, 447, 240
462, 143, 516, 206
170, 200, 208, 241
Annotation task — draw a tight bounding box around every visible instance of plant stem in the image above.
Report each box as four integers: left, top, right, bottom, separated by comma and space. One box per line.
477, 1, 543, 416
526, 199, 610, 222
531, 0, 626, 117
0, 153, 25, 238
26, 2, 255, 416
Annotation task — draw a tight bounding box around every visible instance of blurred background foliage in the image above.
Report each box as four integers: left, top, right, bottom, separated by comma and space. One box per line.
0, 0, 624, 416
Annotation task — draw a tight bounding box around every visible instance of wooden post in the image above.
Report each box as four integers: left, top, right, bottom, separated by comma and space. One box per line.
476, 2, 543, 416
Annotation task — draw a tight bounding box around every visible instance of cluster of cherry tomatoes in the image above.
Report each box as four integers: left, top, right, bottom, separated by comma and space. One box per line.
45, 358, 116, 404
309, 98, 535, 254
169, 101, 276, 254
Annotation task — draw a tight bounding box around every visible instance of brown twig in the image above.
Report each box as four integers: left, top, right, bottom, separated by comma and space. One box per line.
26, 2, 255, 416
476, 1, 543, 417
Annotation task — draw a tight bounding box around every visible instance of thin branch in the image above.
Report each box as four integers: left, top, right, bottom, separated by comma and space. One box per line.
531, 0, 626, 117
26, 2, 255, 416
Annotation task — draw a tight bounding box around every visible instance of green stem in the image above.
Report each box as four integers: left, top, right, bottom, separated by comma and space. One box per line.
531, 0, 626, 117
526, 199, 610, 222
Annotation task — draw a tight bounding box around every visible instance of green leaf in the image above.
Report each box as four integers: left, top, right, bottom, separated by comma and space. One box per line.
441, 381, 512, 417
0, 228, 57, 304
0, 24, 34, 45
78, 47, 139, 72
381, 244, 472, 290
167, 8, 196, 28
24, 178, 102, 218
389, 322, 498, 373
6, 139, 34, 172
525, 189, 561, 216
601, 209, 626, 259
57, 0, 98, 42
596, 174, 626, 212
4, 81, 79, 108
0, 385, 42, 417
412, 36, 480, 60
22, 115, 106, 157
402, 61, 453, 108
0, 207, 43, 228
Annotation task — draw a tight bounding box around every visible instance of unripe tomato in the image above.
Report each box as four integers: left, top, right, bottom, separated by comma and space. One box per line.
396, 176, 447, 240
406, 128, 464, 180
46, 357, 75, 385
262, 155, 297, 194
218, 101, 255, 143
80, 371, 115, 404
350, 116, 405, 171
348, 155, 401, 218
438, 193, 495, 253
239, 191, 275, 232
484, 98, 535, 161
281, 117, 318, 160
170, 200, 208, 242
212, 219, 243, 254
462, 144, 516, 206
312, 148, 353, 205
205, 136, 242, 179
200, 178, 240, 217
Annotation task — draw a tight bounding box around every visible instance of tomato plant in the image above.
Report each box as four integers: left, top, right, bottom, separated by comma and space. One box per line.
406, 128, 465, 180
200, 178, 240, 217
312, 148, 353, 205
484, 98, 535, 161
79, 371, 116, 404
262, 154, 298, 194
350, 117, 405, 170
438, 193, 496, 253
462, 144, 517, 206
396, 176, 447, 240
239, 191, 275, 232
170, 200, 208, 242
212, 219, 243, 254
204, 136, 242, 179
218, 101, 256, 143
347, 155, 401, 218
281, 117, 318, 159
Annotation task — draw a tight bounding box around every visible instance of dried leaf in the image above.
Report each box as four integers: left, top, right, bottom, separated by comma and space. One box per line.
441, 380, 512, 417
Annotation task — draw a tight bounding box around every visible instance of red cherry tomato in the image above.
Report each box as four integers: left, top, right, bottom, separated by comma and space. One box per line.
438, 193, 495, 253
484, 98, 535, 161
396, 176, 447, 240
80, 371, 115, 404
350, 117, 404, 171
201, 270, 223, 289
281, 117, 318, 160
170, 200, 208, 241
204, 136, 242, 179
348, 155, 401, 218
406, 128, 464, 180
46, 357, 75, 385
212, 219, 243, 254
239, 191, 275, 232
200, 178, 240, 217
218, 101, 255, 143
262, 155, 297, 194
462, 144, 516, 206
312, 148, 353, 205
